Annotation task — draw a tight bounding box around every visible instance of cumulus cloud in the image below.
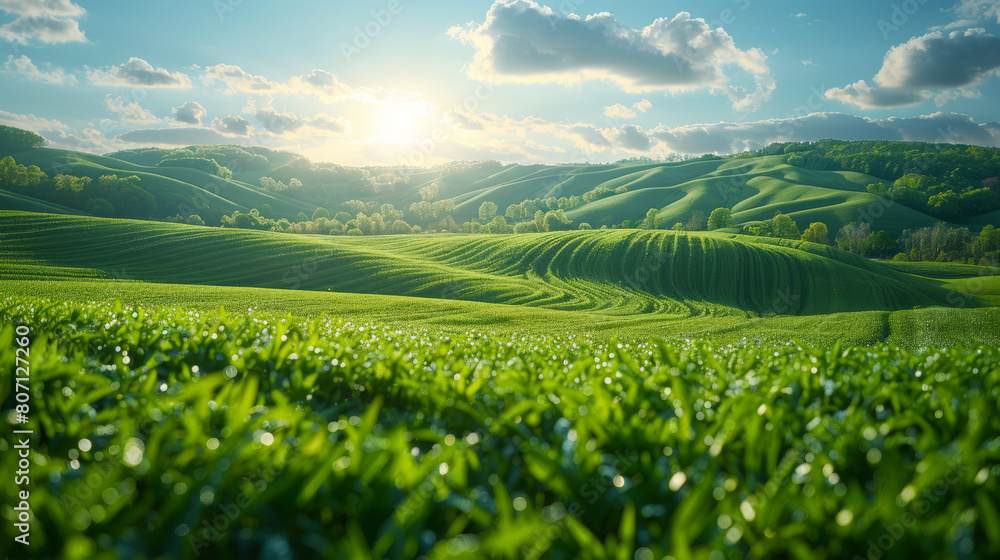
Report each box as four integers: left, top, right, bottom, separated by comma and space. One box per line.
87, 58, 191, 88
247, 100, 351, 136
171, 101, 207, 126
202, 63, 279, 94
879, 112, 998, 144
633, 99, 652, 113
561, 123, 613, 151
0, 0, 84, 16
211, 115, 252, 137
103, 95, 160, 124
603, 103, 636, 119
0, 109, 121, 152
448, 1, 774, 109
202, 64, 425, 110
0, 108, 68, 134
118, 127, 236, 146
287, 69, 353, 101
2, 55, 75, 84
0, 13, 85, 44
875, 28, 1000, 89
824, 80, 927, 109
607, 124, 651, 151
444, 112, 486, 131
649, 111, 1000, 154
950, 0, 1000, 23
828, 29, 1000, 109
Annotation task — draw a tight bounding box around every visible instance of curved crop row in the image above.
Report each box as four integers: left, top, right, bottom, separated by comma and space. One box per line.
0, 212, 956, 317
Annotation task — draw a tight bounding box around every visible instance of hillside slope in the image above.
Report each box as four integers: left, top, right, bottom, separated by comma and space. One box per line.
2, 144, 992, 235
0, 211, 959, 316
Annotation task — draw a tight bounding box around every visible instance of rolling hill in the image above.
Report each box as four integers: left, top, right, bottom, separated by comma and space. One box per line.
3, 140, 997, 236
0, 211, 966, 317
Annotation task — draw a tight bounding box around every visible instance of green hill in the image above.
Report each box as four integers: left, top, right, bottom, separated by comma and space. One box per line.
3, 140, 998, 236
0, 211, 961, 317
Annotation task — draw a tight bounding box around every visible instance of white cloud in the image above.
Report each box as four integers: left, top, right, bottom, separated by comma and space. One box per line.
827, 29, 1000, 109
950, 0, 1000, 23
0, 13, 85, 44
559, 123, 613, 152
0, 108, 68, 134
650, 111, 1000, 154
202, 63, 280, 94
607, 124, 651, 151
879, 111, 997, 144
824, 80, 927, 109
0, 110, 123, 152
875, 28, 1000, 89
632, 99, 652, 113
172, 101, 207, 126
286, 69, 353, 102
211, 115, 252, 137
448, 1, 774, 109
103, 95, 160, 124
118, 127, 236, 146
246, 99, 351, 137
603, 103, 636, 119
0, 0, 84, 16
87, 58, 191, 88
2, 54, 74, 84
202, 64, 427, 111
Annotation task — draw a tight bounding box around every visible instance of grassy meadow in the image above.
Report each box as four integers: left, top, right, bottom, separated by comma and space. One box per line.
2, 141, 1000, 559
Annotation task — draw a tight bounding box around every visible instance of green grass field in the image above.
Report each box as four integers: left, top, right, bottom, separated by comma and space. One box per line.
0, 212, 968, 317
1, 298, 999, 559
2, 147, 999, 559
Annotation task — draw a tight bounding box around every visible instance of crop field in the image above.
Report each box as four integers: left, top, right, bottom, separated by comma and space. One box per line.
0, 212, 967, 317
1, 298, 999, 559
2, 206, 999, 559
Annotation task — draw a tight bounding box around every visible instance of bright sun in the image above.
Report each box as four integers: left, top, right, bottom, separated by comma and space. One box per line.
373, 102, 427, 142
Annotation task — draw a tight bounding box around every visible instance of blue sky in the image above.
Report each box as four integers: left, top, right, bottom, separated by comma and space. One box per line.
2, 0, 1000, 166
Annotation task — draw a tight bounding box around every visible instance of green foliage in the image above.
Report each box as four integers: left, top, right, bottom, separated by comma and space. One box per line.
836, 222, 871, 256
2, 298, 999, 558
707, 208, 732, 231
645, 208, 659, 229
84, 197, 114, 217
801, 222, 829, 245
312, 207, 330, 221
54, 174, 91, 193
156, 156, 226, 177
478, 201, 498, 222
97, 174, 155, 218
0, 124, 47, 150
685, 210, 706, 231
770, 212, 801, 239
867, 230, 896, 259
419, 183, 439, 202
0, 155, 48, 188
